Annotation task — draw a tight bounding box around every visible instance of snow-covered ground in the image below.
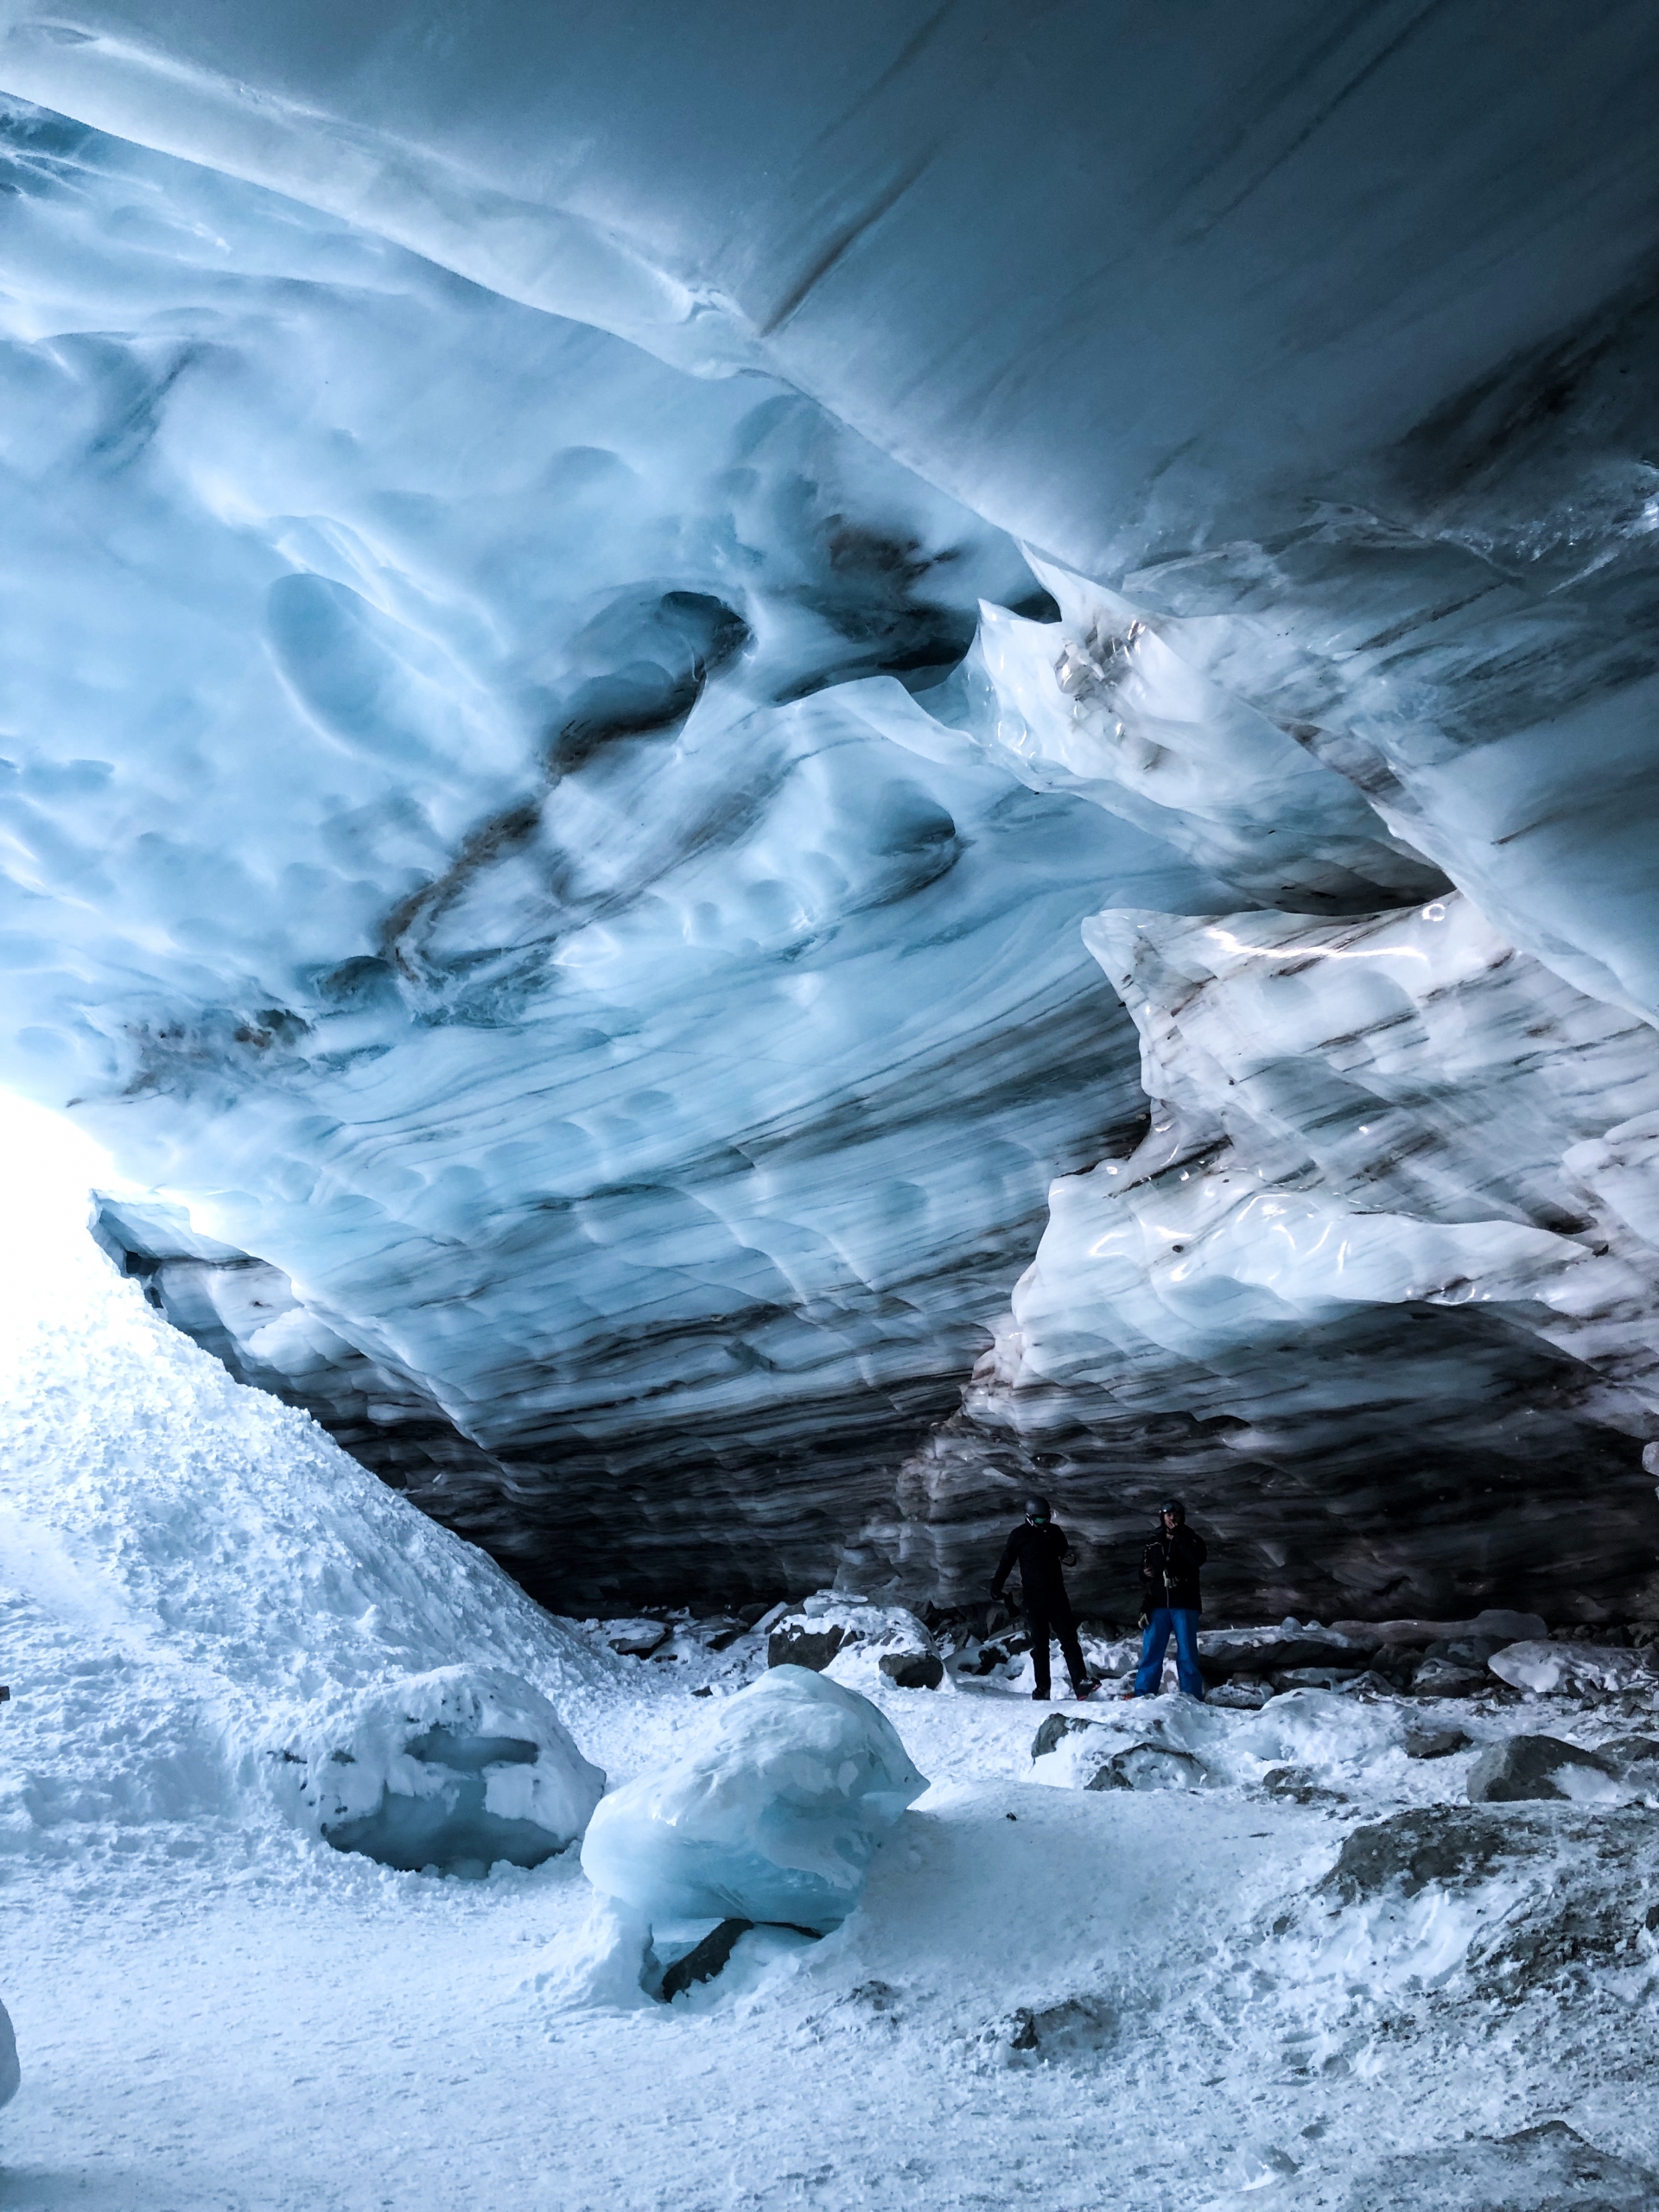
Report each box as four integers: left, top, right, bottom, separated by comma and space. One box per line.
3, 1096, 1657, 2211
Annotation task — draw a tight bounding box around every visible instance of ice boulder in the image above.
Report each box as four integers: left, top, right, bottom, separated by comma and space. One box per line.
269, 1666, 604, 1875
0, 1996, 17, 2110
580, 1666, 928, 1932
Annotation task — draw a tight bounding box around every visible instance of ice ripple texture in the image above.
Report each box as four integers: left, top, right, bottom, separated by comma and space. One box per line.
1, 5, 1658, 1617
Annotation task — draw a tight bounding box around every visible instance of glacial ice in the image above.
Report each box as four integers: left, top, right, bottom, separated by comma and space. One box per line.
579, 1665, 926, 1932
270, 1665, 604, 1874
0, 4, 1657, 1619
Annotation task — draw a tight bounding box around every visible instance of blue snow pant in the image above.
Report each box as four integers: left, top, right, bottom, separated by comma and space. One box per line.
1133, 1607, 1205, 1698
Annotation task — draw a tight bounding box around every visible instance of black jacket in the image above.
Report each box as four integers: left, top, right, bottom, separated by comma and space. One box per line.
1141, 1525, 1206, 1613
992, 1521, 1077, 1609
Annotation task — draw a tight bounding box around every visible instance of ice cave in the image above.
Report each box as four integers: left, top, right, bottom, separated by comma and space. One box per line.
3, 4, 1659, 2206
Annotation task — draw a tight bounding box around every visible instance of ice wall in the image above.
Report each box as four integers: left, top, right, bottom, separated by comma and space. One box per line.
3, 8, 1659, 1615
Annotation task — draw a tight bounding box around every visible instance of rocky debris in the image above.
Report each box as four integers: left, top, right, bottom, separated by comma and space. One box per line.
1465, 1813, 1659, 1996
696, 1616, 750, 1653
1404, 1724, 1472, 1759
1204, 1675, 1273, 1710
658, 1917, 753, 2002
1269, 1664, 1368, 1693
1592, 1734, 1659, 1780
766, 1596, 938, 1675
1466, 1734, 1617, 1803
1198, 1630, 1371, 1683
1032, 1712, 1103, 1760
1487, 1640, 1659, 1696
769, 1621, 849, 1670
1330, 1608, 1548, 1649
1086, 1743, 1208, 1794
1259, 1766, 1346, 1807
1409, 1657, 1492, 1699
1322, 1806, 1511, 1901
604, 1618, 671, 1659
1287, 2120, 1659, 2211
976, 1995, 1114, 2067
878, 1650, 944, 1690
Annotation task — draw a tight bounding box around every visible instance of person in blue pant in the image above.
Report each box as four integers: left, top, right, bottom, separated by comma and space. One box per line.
1126, 1499, 1208, 1699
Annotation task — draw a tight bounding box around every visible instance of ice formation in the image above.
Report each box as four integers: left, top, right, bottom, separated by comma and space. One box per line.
271, 1665, 603, 1874
579, 1665, 926, 1931
1, 10, 1657, 1617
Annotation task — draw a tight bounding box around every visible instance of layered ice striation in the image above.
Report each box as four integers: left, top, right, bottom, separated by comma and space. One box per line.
579, 1665, 926, 1933
0, 97, 1230, 1608
2, 7, 1659, 1616
897, 895, 1659, 1620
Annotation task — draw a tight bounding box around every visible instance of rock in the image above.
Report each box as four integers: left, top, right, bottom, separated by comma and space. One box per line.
1205, 1675, 1274, 1710
1410, 1658, 1491, 1699
1085, 1743, 1208, 1794
1198, 1632, 1368, 1683
1487, 1641, 1657, 1696
1269, 1664, 1367, 1692
1465, 1733, 1617, 1803
699, 1617, 750, 1652
1322, 1807, 1509, 1900
879, 1650, 943, 1689
1332, 1610, 1548, 1649
1310, 2120, 1659, 2211
605, 1618, 671, 1659
1404, 1725, 1472, 1759
767, 1599, 938, 1675
768, 1623, 846, 1670
1032, 1712, 1103, 1760
658, 1918, 754, 2002
1594, 1734, 1659, 1776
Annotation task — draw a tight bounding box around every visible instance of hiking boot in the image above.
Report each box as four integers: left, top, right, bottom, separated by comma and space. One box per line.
1031, 1688, 1051, 1701
1068, 1681, 1096, 1702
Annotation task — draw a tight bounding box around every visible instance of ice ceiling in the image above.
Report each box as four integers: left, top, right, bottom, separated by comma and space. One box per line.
4, 3, 1659, 1618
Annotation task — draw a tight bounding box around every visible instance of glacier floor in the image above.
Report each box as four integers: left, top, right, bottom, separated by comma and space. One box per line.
2, 1100, 1657, 2211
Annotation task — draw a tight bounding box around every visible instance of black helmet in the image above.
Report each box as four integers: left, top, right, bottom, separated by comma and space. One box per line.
1160, 1498, 1185, 1522
1024, 1495, 1051, 1522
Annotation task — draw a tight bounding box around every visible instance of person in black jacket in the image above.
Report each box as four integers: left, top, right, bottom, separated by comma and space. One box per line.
1128, 1499, 1207, 1698
990, 1496, 1095, 1702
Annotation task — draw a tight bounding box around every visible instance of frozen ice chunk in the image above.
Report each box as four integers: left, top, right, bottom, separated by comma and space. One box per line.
0, 1996, 17, 2110
270, 1665, 604, 1875
580, 1665, 927, 1932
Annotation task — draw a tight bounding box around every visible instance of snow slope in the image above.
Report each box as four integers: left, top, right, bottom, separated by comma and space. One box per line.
3, 1096, 1658, 2210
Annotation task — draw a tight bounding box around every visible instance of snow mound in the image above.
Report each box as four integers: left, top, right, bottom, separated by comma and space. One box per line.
579, 1666, 927, 1932
267, 1666, 604, 1876
0, 1996, 17, 2110
0, 1118, 612, 1853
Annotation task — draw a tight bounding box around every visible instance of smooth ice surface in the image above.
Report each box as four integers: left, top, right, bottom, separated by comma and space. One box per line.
579, 1665, 926, 1932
